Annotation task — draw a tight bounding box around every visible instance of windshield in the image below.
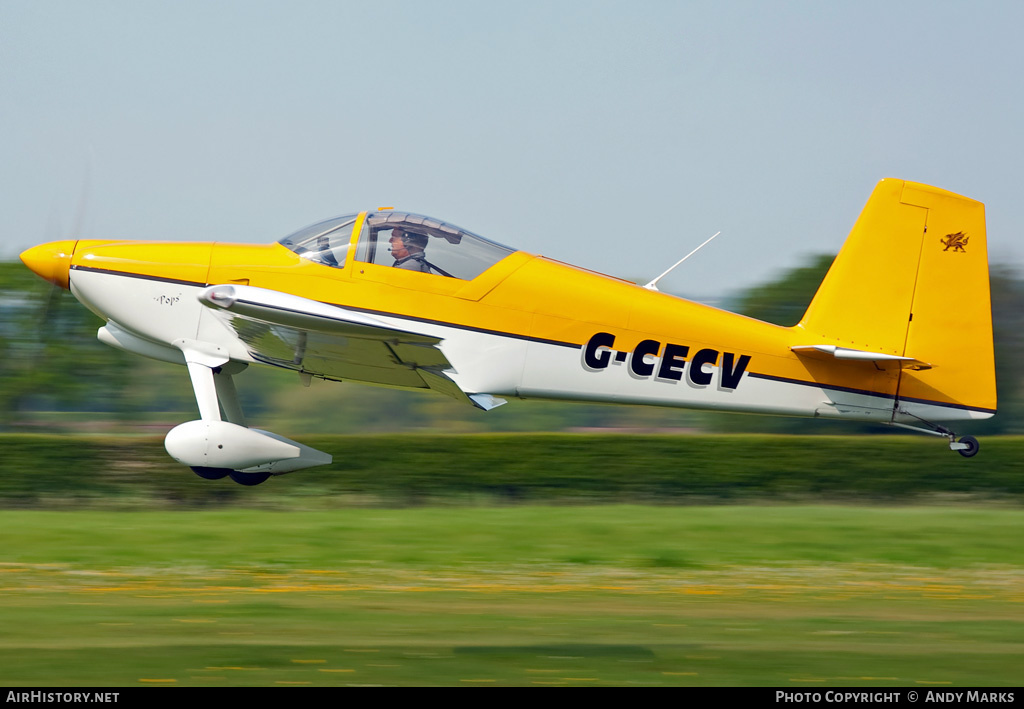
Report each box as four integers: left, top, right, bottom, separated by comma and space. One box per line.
278, 213, 360, 268
356, 211, 514, 280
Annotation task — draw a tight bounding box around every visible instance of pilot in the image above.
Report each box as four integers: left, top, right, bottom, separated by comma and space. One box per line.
389, 229, 432, 272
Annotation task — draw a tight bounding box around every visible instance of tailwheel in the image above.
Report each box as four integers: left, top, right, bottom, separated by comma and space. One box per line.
229, 471, 272, 486
891, 419, 982, 457
191, 466, 232, 480
956, 435, 980, 458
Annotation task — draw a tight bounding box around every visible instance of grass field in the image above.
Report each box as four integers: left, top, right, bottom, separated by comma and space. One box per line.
1, 505, 1022, 686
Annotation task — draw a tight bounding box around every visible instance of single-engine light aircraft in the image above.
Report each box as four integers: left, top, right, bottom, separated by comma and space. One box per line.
21, 179, 996, 485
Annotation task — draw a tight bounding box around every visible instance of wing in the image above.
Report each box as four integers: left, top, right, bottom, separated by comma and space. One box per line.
198, 284, 502, 408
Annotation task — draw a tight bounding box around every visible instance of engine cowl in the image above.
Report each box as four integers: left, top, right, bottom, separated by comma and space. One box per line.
164, 420, 332, 474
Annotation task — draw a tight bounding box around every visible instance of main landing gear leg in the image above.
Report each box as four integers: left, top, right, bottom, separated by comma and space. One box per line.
180, 351, 272, 485
888, 421, 980, 458
209, 367, 271, 484
167, 340, 331, 482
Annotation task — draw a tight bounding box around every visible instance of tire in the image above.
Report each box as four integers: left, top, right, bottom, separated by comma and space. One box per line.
957, 435, 979, 458
191, 466, 232, 480
229, 471, 272, 486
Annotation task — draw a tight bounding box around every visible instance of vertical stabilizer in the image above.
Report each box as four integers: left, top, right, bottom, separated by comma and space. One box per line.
797, 179, 995, 416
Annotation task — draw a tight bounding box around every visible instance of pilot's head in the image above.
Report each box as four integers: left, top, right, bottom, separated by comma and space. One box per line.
402, 231, 428, 250
389, 229, 428, 259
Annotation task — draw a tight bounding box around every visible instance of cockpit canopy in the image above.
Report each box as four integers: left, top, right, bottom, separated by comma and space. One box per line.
278, 210, 515, 280
278, 213, 360, 268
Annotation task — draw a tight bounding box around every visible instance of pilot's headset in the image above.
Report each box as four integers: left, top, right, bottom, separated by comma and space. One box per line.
403, 231, 429, 250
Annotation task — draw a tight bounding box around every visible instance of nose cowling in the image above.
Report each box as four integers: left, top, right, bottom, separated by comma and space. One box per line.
20, 240, 77, 290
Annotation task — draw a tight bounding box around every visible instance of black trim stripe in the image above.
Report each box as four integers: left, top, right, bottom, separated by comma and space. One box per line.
72, 265, 996, 416
747, 371, 896, 402
337, 303, 579, 349
71, 264, 204, 288
897, 394, 997, 415
748, 371, 996, 415
71, 264, 579, 349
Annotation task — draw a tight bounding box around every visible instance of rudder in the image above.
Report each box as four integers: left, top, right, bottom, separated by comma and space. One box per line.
797, 178, 995, 418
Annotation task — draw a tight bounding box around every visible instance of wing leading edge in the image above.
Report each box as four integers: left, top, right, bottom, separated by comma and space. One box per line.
198, 284, 504, 409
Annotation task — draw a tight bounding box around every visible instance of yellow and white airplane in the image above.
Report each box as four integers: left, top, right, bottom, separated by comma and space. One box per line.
20, 178, 996, 484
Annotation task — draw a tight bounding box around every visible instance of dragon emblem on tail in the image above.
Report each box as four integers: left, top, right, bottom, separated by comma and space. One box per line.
941, 231, 969, 252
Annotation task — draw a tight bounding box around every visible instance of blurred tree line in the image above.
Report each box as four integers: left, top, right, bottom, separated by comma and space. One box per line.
2, 256, 1022, 435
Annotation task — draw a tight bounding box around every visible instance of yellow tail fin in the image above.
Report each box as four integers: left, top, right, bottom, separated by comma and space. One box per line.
797, 178, 996, 416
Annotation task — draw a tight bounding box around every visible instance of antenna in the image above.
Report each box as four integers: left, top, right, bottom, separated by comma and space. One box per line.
643, 231, 721, 291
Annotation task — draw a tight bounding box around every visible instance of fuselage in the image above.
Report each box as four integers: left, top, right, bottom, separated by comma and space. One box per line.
20, 207, 992, 427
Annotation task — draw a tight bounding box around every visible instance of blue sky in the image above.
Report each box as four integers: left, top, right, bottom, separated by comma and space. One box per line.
3, 1, 1022, 297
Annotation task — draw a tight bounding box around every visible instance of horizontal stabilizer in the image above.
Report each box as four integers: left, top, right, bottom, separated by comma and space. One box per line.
792, 345, 932, 370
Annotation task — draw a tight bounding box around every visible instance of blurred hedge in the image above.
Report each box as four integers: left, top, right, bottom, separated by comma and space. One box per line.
1, 434, 1022, 509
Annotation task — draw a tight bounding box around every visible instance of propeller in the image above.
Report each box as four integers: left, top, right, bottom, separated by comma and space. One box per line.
29, 157, 93, 334
17, 159, 97, 390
